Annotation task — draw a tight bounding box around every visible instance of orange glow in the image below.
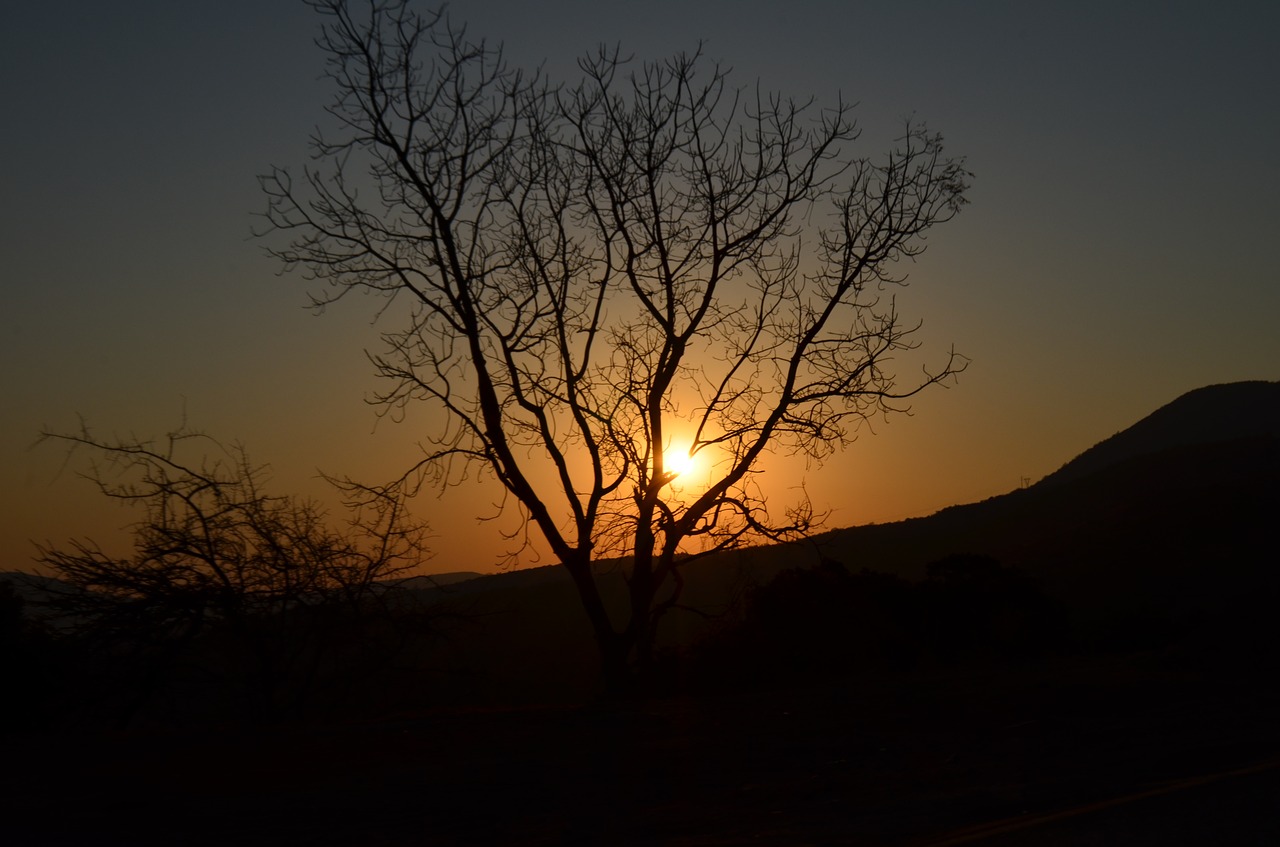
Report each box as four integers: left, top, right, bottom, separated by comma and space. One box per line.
663, 441, 700, 481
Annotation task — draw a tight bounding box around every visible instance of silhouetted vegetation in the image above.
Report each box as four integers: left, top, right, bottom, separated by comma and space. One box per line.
261, 0, 969, 692
26, 426, 439, 728
0, 578, 61, 727
692, 555, 1069, 690
14, 384, 1278, 730
920, 553, 1068, 664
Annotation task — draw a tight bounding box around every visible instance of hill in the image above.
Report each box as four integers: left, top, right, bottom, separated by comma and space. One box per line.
12, 381, 1277, 706
6, 382, 1279, 844
1038, 380, 1280, 487
802, 381, 1280, 639
408, 380, 1280, 699
812, 434, 1278, 626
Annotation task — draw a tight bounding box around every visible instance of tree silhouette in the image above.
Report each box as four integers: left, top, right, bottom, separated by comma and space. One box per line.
35, 425, 430, 724
262, 0, 970, 691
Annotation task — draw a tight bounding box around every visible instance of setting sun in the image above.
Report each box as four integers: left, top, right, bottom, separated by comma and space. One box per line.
664, 442, 699, 479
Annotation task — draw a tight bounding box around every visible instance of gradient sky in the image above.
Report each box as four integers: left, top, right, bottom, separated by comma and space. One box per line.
4, 1, 1278, 575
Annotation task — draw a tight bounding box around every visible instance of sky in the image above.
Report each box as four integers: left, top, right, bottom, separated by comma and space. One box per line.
4, 1, 1278, 576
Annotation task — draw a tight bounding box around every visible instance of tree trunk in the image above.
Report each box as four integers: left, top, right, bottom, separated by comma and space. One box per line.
597, 635, 637, 699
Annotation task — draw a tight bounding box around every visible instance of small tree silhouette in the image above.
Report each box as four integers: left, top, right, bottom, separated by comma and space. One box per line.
35, 425, 431, 725
922, 554, 1065, 663
693, 561, 921, 688
262, 0, 970, 691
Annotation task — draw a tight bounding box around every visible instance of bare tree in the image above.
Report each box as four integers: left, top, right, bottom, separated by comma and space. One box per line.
35, 424, 430, 722
262, 0, 970, 691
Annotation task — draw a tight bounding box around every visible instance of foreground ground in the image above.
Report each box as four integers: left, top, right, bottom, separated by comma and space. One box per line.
5, 653, 1279, 845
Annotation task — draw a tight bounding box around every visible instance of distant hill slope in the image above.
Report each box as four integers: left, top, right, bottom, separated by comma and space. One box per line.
0, 571, 67, 604
1038, 380, 1280, 487
798, 381, 1280, 645
13, 382, 1275, 705
409, 428, 1280, 703
396, 572, 486, 589
419, 380, 1280, 619
814, 434, 1278, 587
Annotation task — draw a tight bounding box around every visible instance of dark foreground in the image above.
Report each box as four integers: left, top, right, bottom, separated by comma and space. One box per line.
5, 655, 1279, 846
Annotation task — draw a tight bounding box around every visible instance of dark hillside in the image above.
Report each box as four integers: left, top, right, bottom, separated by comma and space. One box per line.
7, 384, 1280, 844
14, 382, 1276, 710
1038, 380, 1280, 487
410, 432, 1279, 696
405, 382, 1280, 694
810, 435, 1279, 642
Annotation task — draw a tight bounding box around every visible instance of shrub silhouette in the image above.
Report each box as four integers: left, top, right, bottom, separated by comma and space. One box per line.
693, 554, 1067, 689
920, 554, 1067, 664
0, 578, 65, 729
693, 561, 920, 688
34, 426, 435, 728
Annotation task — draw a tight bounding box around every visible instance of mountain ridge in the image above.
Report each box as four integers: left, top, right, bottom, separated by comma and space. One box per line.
9, 380, 1277, 707
1037, 379, 1280, 487
436, 380, 1280, 596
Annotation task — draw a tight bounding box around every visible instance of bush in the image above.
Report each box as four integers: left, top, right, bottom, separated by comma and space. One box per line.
692, 554, 1068, 690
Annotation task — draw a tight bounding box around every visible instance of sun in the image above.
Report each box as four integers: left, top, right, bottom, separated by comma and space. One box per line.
663, 441, 700, 480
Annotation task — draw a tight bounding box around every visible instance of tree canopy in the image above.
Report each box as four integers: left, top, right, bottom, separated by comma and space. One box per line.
262, 0, 970, 688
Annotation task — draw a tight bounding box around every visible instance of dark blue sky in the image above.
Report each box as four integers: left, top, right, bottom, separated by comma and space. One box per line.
4, 1, 1278, 572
